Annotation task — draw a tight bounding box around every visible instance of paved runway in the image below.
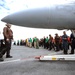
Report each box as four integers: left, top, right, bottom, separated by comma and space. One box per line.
0, 45, 75, 75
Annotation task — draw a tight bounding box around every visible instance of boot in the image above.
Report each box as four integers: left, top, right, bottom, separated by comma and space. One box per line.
6, 55, 13, 58
0, 53, 4, 61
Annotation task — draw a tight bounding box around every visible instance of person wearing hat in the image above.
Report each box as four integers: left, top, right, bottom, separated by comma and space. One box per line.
0, 23, 13, 61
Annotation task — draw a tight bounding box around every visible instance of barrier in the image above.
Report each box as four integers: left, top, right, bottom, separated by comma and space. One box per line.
35, 55, 75, 61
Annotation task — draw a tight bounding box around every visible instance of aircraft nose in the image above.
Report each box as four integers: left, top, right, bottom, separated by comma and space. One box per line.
1, 16, 10, 23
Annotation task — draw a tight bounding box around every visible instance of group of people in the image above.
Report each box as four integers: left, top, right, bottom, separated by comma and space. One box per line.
25, 37, 39, 49
14, 37, 39, 49
0, 23, 13, 61
14, 30, 75, 55
1, 23, 75, 62
40, 31, 75, 54
43, 31, 75, 54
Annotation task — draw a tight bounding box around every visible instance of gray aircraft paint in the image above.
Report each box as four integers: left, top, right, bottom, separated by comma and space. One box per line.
1, 1, 75, 29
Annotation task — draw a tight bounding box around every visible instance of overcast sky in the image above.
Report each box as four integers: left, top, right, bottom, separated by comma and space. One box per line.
0, 0, 72, 41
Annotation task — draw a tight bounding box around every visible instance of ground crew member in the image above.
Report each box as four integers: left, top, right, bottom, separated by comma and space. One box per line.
0, 23, 13, 61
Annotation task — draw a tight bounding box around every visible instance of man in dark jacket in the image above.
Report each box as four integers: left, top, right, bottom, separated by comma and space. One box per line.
70, 30, 75, 54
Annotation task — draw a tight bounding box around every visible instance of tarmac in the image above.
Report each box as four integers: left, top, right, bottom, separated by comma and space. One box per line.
0, 45, 75, 75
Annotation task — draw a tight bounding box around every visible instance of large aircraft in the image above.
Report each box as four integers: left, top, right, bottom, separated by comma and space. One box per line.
1, 0, 75, 61
1, 0, 75, 30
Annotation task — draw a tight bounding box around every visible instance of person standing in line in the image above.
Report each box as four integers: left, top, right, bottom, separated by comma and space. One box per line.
48, 35, 53, 50
70, 30, 75, 54
54, 33, 60, 51
0, 23, 13, 61
43, 36, 46, 49
62, 31, 68, 54
29, 38, 32, 48
36, 38, 39, 49
45, 37, 49, 49
33, 37, 37, 48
